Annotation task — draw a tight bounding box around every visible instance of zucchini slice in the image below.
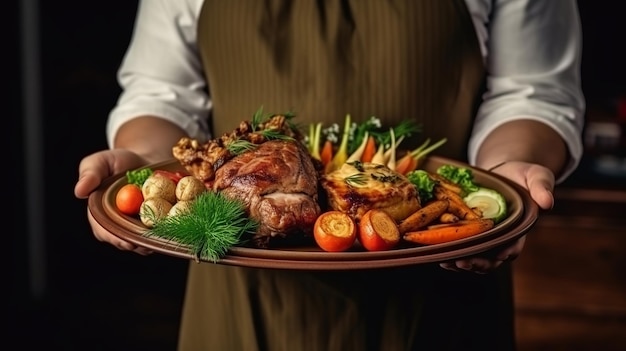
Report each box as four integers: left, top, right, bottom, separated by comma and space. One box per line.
463, 187, 508, 224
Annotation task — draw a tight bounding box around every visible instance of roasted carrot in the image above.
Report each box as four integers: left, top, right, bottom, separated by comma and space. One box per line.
359, 209, 401, 251
320, 140, 334, 166
398, 199, 449, 234
395, 153, 418, 175
361, 136, 377, 162
434, 185, 480, 220
438, 212, 459, 224
403, 218, 495, 245
430, 173, 464, 194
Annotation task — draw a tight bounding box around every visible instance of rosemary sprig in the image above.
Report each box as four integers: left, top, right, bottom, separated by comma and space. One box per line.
227, 139, 258, 155
144, 192, 258, 262
258, 129, 295, 141
251, 106, 269, 131
370, 172, 399, 184
250, 106, 297, 131
344, 173, 368, 187
347, 160, 365, 172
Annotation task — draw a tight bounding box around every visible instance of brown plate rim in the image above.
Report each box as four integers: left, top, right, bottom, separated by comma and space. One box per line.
88, 156, 538, 269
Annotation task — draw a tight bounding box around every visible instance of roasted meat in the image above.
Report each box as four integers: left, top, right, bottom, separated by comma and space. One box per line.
172, 114, 302, 183
320, 161, 421, 222
212, 140, 321, 248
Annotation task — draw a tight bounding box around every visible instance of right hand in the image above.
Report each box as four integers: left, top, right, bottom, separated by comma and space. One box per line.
74, 149, 154, 255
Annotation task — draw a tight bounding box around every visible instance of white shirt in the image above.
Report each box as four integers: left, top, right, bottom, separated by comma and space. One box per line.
107, 0, 585, 182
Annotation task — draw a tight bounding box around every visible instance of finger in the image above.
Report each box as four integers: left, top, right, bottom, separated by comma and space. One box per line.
75, 150, 145, 199
439, 261, 463, 272
458, 258, 503, 273
75, 152, 111, 198
525, 164, 556, 210
495, 235, 526, 261
439, 258, 503, 274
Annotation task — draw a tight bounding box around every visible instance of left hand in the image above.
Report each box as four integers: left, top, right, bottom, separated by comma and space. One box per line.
439, 161, 556, 274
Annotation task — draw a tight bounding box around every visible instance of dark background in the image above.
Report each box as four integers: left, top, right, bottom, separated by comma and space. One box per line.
8, 1, 626, 350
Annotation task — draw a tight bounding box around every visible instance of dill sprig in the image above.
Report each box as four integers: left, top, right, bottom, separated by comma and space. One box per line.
144, 192, 258, 262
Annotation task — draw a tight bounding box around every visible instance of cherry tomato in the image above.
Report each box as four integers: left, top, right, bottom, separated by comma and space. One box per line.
115, 183, 144, 216
358, 209, 400, 251
313, 211, 357, 252
153, 170, 187, 184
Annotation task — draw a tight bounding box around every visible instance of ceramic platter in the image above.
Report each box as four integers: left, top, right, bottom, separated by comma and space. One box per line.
88, 156, 538, 270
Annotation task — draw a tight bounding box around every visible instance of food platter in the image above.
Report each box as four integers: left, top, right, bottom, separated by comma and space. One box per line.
88, 156, 538, 270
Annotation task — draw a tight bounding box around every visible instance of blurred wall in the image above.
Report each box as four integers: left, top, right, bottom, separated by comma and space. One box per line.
11, 1, 188, 349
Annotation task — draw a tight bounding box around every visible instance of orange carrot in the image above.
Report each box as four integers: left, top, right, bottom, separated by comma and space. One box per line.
398, 199, 449, 234
361, 136, 377, 162
358, 209, 401, 251
320, 140, 334, 166
403, 218, 495, 245
429, 173, 464, 194
395, 153, 418, 175
438, 212, 459, 224
433, 185, 481, 220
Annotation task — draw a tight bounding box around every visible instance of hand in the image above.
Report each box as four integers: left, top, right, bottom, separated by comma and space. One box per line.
439, 161, 555, 274
74, 149, 154, 255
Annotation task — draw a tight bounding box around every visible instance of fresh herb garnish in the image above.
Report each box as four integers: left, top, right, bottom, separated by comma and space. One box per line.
258, 129, 295, 141
251, 106, 269, 131
370, 172, 399, 183
437, 165, 479, 196
227, 139, 258, 155
344, 173, 368, 187
126, 167, 153, 187
348, 116, 382, 155
406, 169, 436, 202
144, 191, 258, 262
347, 160, 365, 172
251, 106, 297, 132
371, 119, 422, 148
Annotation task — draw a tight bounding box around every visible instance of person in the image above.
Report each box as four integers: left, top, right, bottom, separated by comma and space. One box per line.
74, 1, 585, 350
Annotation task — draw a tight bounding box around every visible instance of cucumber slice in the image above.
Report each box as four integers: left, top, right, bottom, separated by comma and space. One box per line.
463, 187, 508, 224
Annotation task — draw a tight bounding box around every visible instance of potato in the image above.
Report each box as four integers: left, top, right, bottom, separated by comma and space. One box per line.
140, 197, 173, 227
142, 174, 176, 204
176, 176, 206, 201
168, 200, 193, 217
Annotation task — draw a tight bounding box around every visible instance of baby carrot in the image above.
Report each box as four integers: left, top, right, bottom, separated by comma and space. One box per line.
434, 186, 480, 220
361, 135, 377, 162
398, 199, 449, 234
403, 218, 495, 245
395, 153, 418, 175
320, 140, 334, 166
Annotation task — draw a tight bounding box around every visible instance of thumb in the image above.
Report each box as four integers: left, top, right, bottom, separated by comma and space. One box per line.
74, 149, 145, 199
525, 164, 556, 210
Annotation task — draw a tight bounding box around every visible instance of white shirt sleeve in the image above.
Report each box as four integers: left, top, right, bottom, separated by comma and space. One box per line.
106, 0, 210, 148
466, 0, 585, 183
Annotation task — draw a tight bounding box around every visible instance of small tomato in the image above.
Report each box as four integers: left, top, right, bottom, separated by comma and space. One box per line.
313, 211, 357, 252
115, 184, 144, 216
358, 209, 400, 251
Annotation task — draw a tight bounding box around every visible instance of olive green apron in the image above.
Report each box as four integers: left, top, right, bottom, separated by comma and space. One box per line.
178, 1, 515, 350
